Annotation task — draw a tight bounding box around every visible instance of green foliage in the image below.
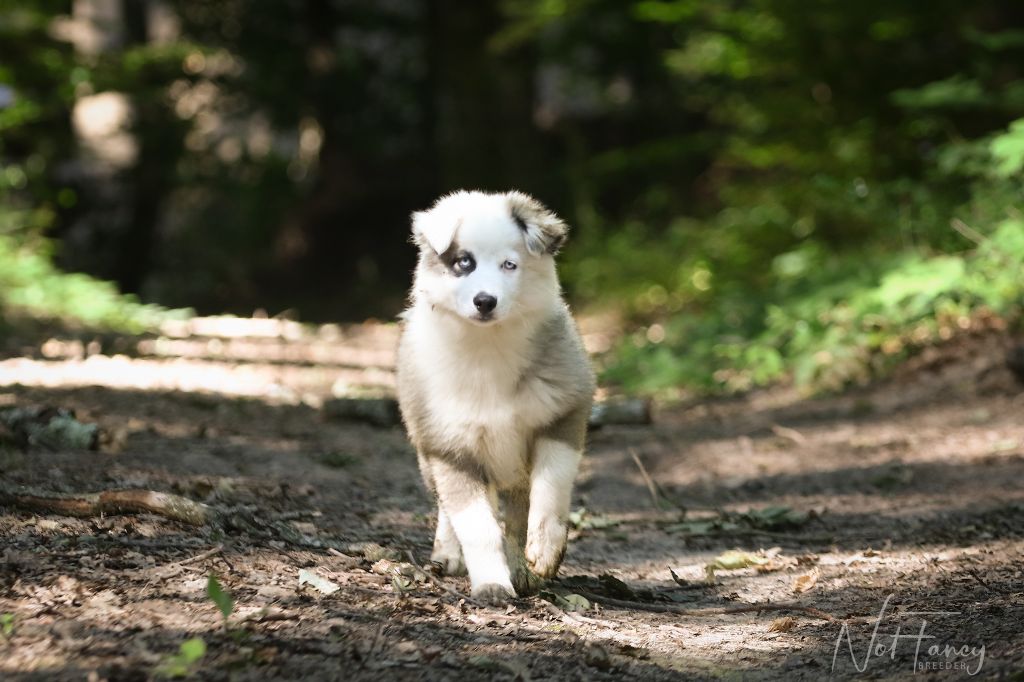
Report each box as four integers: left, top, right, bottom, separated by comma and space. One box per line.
2, 1, 1023, 395
604, 214, 1024, 394
990, 119, 1024, 177
155, 638, 207, 679
0, 612, 14, 639
544, 0, 1024, 395
0, 235, 185, 332
206, 574, 234, 624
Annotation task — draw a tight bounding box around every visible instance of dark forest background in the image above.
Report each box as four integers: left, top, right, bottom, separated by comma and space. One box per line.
2, 0, 1023, 393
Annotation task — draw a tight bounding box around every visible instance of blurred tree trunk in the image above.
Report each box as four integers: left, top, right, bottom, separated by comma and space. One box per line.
428, 0, 546, 193
113, 0, 179, 294
276, 0, 351, 267
64, 0, 181, 296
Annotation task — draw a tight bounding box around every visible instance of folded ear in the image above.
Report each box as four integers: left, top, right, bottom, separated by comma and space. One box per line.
411, 205, 459, 255
507, 191, 568, 256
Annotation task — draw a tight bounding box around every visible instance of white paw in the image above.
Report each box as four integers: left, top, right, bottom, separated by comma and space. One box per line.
525, 521, 567, 578
430, 548, 466, 576
471, 582, 516, 604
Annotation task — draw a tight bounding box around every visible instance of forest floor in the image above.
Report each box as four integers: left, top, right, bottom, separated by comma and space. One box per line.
1, 316, 1023, 680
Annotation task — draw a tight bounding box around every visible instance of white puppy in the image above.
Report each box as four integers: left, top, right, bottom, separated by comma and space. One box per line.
396, 190, 595, 603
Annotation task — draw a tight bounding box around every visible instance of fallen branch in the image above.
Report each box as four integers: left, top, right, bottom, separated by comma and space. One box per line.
173, 544, 224, 566
0, 486, 209, 526
572, 589, 835, 621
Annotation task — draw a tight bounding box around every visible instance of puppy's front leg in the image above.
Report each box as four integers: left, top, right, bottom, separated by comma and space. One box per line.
502, 490, 541, 596
431, 508, 465, 575
427, 455, 515, 603
526, 438, 581, 578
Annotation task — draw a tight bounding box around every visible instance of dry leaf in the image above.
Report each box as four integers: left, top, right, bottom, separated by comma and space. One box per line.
756, 555, 797, 573
768, 616, 796, 633
792, 568, 820, 594
298, 569, 340, 595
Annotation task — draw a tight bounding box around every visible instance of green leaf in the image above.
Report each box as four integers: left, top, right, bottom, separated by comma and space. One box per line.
742, 506, 810, 530
891, 75, 987, 110
206, 574, 234, 621
540, 590, 591, 612
154, 638, 206, 679
704, 550, 767, 582
0, 613, 14, 638
178, 638, 206, 664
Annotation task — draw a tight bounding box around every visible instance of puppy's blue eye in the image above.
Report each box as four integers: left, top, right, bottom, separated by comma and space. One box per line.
503, 260, 518, 271
458, 256, 472, 268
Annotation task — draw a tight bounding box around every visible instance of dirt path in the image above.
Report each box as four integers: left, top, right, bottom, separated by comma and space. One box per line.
1, 320, 1022, 680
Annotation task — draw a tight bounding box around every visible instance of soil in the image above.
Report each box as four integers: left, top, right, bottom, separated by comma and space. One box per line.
1, 319, 1022, 680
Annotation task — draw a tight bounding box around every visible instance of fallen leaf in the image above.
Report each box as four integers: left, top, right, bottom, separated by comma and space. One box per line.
768, 616, 796, 633
298, 569, 340, 595
704, 549, 768, 582
742, 506, 811, 530
344, 542, 401, 562
540, 590, 591, 612
370, 559, 428, 583
568, 508, 620, 530
756, 555, 796, 573
598, 573, 635, 599
792, 569, 819, 594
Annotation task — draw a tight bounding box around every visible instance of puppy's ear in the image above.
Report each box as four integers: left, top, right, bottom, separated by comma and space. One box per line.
507, 191, 568, 256
411, 205, 459, 255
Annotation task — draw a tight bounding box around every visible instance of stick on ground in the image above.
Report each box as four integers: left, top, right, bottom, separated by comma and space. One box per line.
0, 486, 210, 525
573, 589, 835, 621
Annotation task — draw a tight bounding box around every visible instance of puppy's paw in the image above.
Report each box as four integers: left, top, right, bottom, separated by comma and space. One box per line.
471, 582, 516, 605
525, 522, 567, 579
430, 550, 466, 576
510, 562, 543, 596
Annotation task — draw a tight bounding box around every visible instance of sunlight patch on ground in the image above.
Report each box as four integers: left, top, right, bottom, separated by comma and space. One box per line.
0, 356, 393, 404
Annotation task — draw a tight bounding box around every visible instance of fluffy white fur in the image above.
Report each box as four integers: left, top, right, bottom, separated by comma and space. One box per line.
397, 190, 593, 602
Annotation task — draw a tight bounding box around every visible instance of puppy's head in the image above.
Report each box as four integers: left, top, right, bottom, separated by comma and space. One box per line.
410, 190, 567, 325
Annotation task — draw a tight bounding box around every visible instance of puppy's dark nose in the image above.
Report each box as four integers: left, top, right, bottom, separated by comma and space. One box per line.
473, 293, 497, 314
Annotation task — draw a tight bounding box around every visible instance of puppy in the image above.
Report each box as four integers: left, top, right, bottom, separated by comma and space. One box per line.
396, 190, 595, 603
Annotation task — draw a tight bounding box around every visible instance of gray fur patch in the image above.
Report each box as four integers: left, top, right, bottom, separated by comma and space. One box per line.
417, 238, 476, 278
519, 307, 595, 450
507, 191, 568, 256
